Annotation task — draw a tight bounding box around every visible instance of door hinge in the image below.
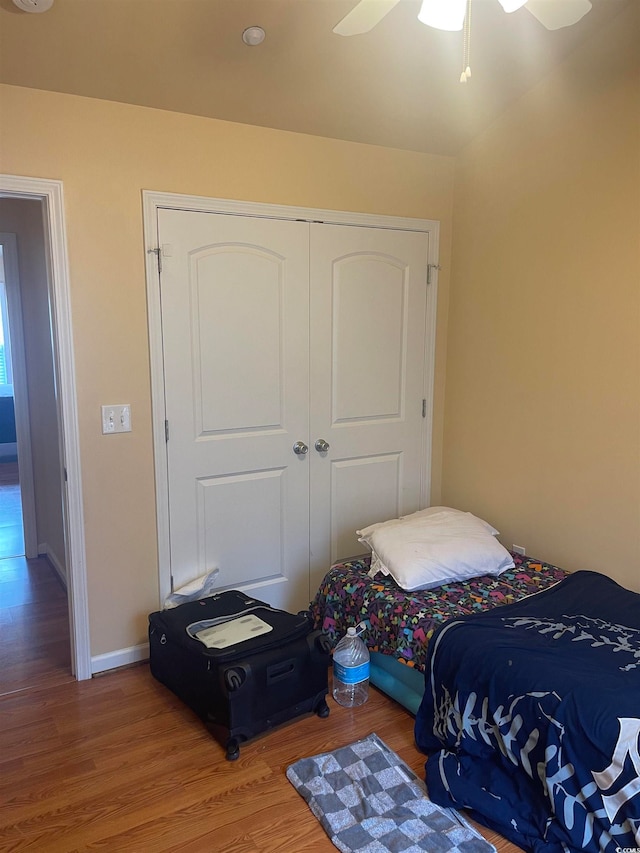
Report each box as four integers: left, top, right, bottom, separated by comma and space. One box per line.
165, 419, 169, 442
422, 399, 427, 418
427, 263, 441, 285
148, 246, 162, 274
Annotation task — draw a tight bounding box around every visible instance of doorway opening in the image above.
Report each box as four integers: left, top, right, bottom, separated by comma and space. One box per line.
0, 209, 73, 696
0, 245, 25, 558
0, 175, 91, 686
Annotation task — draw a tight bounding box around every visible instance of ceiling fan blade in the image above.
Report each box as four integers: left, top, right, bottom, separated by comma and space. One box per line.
525, 0, 592, 30
333, 0, 402, 36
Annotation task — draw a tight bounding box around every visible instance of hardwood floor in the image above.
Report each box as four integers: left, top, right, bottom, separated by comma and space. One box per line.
0, 461, 73, 699
0, 554, 74, 699
0, 462, 24, 559
0, 461, 522, 852
0, 661, 523, 852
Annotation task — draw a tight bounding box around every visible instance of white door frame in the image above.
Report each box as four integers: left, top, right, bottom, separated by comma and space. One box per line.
0, 232, 38, 558
142, 190, 440, 607
0, 174, 91, 681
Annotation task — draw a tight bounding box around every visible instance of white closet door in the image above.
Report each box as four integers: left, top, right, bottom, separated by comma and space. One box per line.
157, 208, 311, 611
308, 223, 430, 594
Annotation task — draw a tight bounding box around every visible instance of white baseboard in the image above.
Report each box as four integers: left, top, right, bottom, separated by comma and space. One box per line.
91, 643, 150, 675
38, 542, 67, 589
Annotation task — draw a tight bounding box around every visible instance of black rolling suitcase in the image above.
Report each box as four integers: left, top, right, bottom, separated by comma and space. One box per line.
148, 590, 331, 760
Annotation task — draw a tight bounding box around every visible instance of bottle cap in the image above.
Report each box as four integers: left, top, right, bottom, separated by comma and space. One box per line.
346, 627, 357, 636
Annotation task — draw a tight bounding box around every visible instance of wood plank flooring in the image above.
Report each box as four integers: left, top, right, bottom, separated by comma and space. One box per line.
0, 462, 24, 559
0, 460, 74, 700
0, 461, 522, 851
0, 661, 523, 852
0, 555, 73, 699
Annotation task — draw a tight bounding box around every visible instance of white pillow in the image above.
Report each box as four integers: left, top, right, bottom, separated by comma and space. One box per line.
360, 506, 500, 538
357, 507, 514, 592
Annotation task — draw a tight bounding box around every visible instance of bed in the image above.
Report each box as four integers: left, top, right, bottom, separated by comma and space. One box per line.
414, 569, 640, 853
310, 550, 568, 714
311, 504, 640, 851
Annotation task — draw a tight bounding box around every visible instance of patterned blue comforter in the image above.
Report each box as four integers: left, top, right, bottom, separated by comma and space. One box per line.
415, 571, 640, 853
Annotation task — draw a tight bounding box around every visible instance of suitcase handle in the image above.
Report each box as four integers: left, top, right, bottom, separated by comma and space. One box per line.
267, 659, 296, 683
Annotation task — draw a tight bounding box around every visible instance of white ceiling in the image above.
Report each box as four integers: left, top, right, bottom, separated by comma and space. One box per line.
0, 0, 633, 155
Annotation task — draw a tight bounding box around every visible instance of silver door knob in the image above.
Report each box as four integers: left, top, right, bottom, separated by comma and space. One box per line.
293, 441, 309, 455
315, 438, 330, 453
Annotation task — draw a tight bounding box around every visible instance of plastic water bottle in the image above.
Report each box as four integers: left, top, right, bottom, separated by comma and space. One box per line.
332, 626, 370, 707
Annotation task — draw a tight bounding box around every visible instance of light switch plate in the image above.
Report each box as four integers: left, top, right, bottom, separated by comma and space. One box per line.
101, 405, 132, 434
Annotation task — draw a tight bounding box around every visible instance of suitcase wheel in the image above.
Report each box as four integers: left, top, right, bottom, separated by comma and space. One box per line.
315, 698, 330, 719
316, 634, 333, 656
226, 737, 240, 761
224, 667, 246, 691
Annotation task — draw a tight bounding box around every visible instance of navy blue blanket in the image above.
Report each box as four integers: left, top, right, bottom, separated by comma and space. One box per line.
415, 570, 640, 852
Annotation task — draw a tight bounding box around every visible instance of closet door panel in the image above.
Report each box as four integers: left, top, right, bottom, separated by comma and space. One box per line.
158, 208, 311, 612
332, 255, 405, 421
309, 223, 430, 592
330, 454, 402, 562
194, 249, 284, 432
155, 204, 434, 611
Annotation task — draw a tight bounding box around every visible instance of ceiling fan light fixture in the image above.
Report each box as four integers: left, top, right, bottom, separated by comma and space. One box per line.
497, 0, 527, 12
418, 0, 467, 31
12, 0, 54, 11
525, 0, 592, 30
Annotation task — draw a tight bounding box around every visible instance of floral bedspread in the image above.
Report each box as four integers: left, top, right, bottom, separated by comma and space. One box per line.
310, 552, 569, 673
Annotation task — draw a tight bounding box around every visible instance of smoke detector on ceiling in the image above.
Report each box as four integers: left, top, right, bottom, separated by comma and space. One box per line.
242, 26, 266, 46
12, 0, 54, 12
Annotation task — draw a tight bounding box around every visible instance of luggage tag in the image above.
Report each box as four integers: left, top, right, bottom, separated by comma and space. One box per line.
188, 614, 273, 649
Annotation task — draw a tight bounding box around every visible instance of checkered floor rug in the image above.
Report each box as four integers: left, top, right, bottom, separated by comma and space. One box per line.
286, 733, 495, 853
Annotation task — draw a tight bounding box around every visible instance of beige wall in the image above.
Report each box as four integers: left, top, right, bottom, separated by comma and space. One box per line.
443, 4, 640, 590
0, 198, 66, 577
0, 86, 455, 656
